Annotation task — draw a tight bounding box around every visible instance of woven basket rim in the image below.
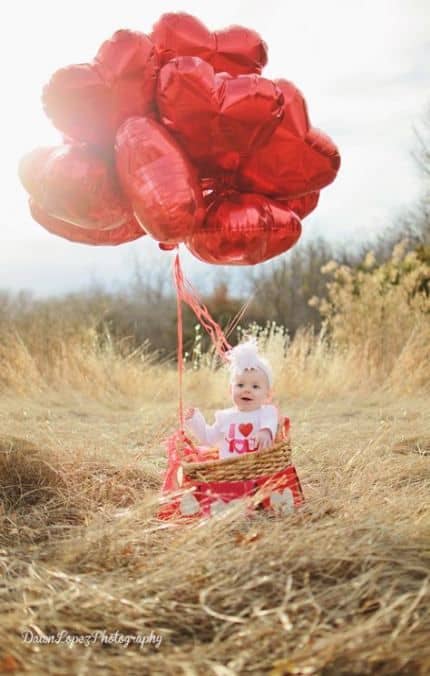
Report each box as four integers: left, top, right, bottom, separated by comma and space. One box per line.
181, 438, 291, 472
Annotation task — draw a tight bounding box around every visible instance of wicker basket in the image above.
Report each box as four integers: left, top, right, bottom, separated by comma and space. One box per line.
181, 437, 292, 483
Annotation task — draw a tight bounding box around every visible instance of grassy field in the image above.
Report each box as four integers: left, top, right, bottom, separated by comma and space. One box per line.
1, 345, 429, 675
1, 243, 429, 674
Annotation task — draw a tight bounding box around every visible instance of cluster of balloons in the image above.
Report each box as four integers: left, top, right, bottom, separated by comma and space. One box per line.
19, 13, 340, 264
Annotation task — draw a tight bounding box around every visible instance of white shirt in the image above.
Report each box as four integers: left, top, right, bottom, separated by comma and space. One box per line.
186, 405, 278, 459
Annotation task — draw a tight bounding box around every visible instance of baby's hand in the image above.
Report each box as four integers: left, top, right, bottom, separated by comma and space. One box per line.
255, 428, 272, 451
184, 407, 196, 421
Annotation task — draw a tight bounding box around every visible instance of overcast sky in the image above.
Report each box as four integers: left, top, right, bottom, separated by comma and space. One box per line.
1, 0, 429, 296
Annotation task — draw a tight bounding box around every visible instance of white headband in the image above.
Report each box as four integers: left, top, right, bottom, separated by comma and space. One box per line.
226, 339, 273, 387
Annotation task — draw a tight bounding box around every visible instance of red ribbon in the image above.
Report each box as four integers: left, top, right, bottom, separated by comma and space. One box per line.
172, 252, 233, 431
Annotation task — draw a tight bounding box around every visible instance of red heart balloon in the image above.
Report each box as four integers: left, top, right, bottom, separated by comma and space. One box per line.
282, 191, 320, 219
157, 57, 283, 173
29, 200, 145, 246
151, 12, 268, 75
239, 80, 340, 198
115, 117, 205, 244
275, 79, 310, 137
186, 192, 301, 265
43, 30, 158, 146
200, 183, 319, 219
19, 144, 130, 230
18, 147, 52, 196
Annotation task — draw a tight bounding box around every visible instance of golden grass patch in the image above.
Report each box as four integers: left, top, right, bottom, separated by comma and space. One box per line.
0, 385, 429, 675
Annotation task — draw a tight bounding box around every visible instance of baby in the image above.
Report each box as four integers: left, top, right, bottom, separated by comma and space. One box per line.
185, 340, 278, 459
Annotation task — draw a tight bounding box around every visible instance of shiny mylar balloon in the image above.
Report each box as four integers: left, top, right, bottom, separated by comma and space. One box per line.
151, 12, 268, 75
29, 200, 145, 246
186, 192, 302, 265
20, 12, 341, 261
115, 116, 205, 244
43, 30, 158, 146
283, 191, 320, 219
19, 144, 129, 230
157, 57, 283, 173
238, 79, 340, 198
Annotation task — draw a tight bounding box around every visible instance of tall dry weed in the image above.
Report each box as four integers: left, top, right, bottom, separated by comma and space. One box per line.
308, 241, 430, 392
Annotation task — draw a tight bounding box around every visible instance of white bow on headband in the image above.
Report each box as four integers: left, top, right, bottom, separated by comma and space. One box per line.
226, 339, 273, 387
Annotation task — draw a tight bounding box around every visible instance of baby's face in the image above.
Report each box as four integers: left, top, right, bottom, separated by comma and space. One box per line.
231, 368, 271, 412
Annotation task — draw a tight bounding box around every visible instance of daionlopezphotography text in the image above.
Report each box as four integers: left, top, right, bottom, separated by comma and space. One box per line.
1, 2, 430, 674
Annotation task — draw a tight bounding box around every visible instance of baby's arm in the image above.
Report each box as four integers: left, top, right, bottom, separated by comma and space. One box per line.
255, 405, 279, 450
185, 408, 222, 445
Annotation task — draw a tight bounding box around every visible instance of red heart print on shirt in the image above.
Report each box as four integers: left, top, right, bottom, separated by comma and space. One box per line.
239, 423, 253, 437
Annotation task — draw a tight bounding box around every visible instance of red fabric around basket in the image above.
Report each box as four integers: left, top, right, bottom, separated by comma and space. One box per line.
254, 465, 305, 507
157, 464, 304, 520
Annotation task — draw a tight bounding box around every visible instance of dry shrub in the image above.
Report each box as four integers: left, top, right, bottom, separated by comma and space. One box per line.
190, 243, 429, 401
309, 242, 430, 390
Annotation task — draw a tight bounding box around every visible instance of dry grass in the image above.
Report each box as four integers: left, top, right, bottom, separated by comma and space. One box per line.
1, 250, 429, 674
0, 370, 429, 675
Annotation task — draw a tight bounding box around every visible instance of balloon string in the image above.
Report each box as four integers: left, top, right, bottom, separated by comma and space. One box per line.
174, 254, 185, 432
173, 254, 232, 360
172, 252, 232, 432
